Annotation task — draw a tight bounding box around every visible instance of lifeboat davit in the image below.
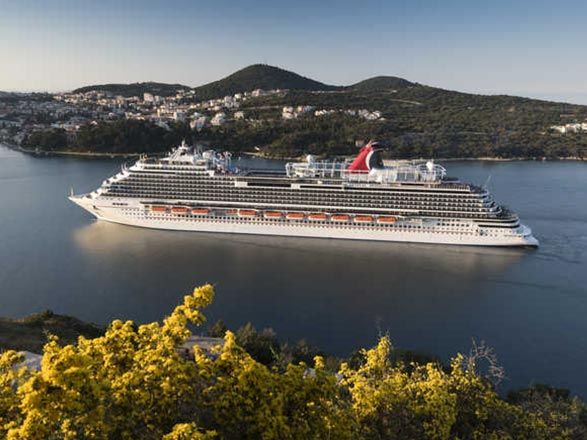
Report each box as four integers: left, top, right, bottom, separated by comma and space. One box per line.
354, 215, 373, 223
331, 214, 350, 222
286, 212, 305, 220
264, 211, 283, 219
377, 216, 396, 224
308, 213, 328, 221
172, 206, 189, 213
151, 206, 168, 212
192, 208, 210, 215
238, 209, 257, 217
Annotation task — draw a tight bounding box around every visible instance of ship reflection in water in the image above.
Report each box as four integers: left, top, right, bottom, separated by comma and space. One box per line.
72, 221, 527, 357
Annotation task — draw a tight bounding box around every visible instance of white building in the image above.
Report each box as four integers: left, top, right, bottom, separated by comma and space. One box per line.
143, 93, 154, 103
296, 105, 313, 114
190, 116, 210, 131
224, 96, 234, 107
234, 111, 245, 120
315, 109, 336, 117
551, 122, 587, 134
282, 106, 294, 120
211, 112, 226, 126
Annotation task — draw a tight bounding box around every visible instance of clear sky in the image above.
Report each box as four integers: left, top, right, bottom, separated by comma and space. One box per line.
1, 0, 587, 103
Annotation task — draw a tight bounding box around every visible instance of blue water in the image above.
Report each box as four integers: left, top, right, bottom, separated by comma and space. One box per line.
1, 145, 587, 396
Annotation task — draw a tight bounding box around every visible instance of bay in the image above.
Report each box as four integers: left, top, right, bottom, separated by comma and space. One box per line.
1, 144, 586, 395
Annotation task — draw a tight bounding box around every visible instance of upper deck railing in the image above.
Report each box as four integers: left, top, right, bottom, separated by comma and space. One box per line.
135, 143, 449, 185
136, 143, 233, 173
286, 158, 447, 184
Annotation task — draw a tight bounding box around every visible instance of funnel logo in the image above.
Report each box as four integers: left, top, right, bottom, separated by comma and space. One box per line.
347, 140, 383, 171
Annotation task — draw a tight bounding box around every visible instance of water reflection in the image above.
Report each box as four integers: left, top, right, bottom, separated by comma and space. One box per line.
73, 221, 525, 280
72, 221, 528, 354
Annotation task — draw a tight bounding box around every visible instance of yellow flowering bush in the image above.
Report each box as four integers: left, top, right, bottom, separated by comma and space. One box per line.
0, 284, 583, 439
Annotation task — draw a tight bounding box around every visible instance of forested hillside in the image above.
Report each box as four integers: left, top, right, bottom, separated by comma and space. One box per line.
25, 65, 587, 159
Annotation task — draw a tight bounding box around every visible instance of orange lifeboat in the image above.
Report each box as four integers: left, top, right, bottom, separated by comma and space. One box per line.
377, 216, 396, 224
172, 206, 189, 213
331, 214, 350, 222
308, 213, 328, 221
192, 208, 210, 215
151, 206, 168, 212
238, 209, 257, 217
286, 212, 305, 220
226, 209, 238, 215
264, 211, 283, 219
354, 215, 373, 223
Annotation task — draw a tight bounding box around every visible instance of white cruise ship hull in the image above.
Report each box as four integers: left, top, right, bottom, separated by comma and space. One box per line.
70, 197, 539, 247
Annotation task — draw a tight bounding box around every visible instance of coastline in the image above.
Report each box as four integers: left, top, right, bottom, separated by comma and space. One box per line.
0, 142, 141, 159
2, 142, 585, 162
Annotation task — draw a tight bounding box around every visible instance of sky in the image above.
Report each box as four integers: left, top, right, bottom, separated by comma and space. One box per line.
1, 0, 587, 104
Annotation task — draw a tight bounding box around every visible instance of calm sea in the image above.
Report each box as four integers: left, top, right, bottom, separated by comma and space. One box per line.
1, 144, 587, 395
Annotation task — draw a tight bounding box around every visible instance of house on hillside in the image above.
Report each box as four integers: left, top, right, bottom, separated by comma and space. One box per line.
190, 116, 210, 131
211, 112, 226, 126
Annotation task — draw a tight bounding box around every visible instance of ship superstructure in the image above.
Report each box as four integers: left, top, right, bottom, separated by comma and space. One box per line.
70, 141, 538, 247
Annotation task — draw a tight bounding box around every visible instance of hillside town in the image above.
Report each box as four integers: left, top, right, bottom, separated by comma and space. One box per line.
0, 86, 384, 149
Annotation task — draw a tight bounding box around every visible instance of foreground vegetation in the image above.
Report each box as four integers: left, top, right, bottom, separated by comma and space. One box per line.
1, 285, 586, 439
0, 310, 103, 354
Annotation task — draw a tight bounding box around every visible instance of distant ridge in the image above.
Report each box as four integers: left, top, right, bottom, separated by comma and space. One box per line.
70, 66, 420, 100
72, 81, 190, 97
349, 76, 417, 92
192, 64, 342, 100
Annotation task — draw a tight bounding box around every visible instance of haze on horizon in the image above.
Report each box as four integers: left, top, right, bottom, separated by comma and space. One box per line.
1, 0, 587, 104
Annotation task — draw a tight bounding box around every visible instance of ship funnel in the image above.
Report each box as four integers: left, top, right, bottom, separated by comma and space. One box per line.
347, 140, 383, 172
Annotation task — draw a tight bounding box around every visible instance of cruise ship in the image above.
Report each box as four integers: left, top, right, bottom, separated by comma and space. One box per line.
69, 141, 538, 247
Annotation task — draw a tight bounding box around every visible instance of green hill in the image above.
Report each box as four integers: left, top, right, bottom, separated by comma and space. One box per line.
72, 81, 190, 97
27, 64, 587, 159
192, 64, 341, 100
349, 76, 417, 92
